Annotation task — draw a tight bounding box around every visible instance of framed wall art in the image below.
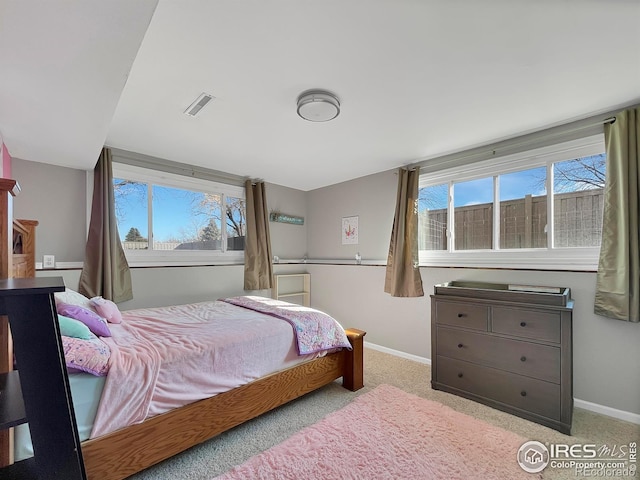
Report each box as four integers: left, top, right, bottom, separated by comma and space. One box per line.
342, 215, 359, 245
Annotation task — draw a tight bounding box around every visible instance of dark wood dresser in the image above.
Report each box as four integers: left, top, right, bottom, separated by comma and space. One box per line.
431, 281, 573, 434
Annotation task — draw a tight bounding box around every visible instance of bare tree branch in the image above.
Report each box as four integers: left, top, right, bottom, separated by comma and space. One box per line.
553, 154, 606, 192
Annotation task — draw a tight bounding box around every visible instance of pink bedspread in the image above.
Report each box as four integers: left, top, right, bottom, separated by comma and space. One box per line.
90, 297, 349, 439
220, 296, 352, 354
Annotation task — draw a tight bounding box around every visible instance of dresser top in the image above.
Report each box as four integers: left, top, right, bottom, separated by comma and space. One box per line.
434, 281, 571, 307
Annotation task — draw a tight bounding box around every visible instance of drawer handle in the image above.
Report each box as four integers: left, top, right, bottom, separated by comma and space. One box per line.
457, 313, 466, 318
520, 321, 527, 327
521, 391, 527, 397
457, 373, 463, 378
457, 343, 464, 348
520, 356, 527, 362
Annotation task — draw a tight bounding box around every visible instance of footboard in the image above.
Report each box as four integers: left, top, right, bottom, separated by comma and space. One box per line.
81, 328, 365, 480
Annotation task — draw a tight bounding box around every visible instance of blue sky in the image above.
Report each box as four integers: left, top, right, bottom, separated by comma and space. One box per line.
423, 167, 547, 210
115, 182, 215, 242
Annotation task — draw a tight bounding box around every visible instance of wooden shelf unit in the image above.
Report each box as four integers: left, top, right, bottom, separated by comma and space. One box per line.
272, 273, 310, 307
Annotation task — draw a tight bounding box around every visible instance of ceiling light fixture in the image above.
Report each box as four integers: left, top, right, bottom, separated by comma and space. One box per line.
297, 89, 340, 122
184, 93, 214, 116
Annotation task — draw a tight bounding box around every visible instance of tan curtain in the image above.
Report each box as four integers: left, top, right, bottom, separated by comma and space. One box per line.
594, 108, 639, 322
384, 167, 424, 297
244, 180, 273, 290
78, 148, 133, 303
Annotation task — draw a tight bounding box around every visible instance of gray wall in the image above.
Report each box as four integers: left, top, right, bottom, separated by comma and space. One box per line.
16, 157, 640, 417
305, 167, 640, 417
266, 182, 308, 260
10, 159, 308, 266
12, 158, 87, 264
13, 154, 309, 309
307, 170, 396, 262
38, 265, 266, 310
309, 264, 640, 416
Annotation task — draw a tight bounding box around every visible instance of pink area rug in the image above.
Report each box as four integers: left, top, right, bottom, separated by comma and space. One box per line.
214, 384, 540, 479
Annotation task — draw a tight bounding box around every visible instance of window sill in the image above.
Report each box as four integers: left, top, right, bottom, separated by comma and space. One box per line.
124, 251, 244, 268
126, 259, 245, 268
274, 258, 387, 266
419, 248, 600, 272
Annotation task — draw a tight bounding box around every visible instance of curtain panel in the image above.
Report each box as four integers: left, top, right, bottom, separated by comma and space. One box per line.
594, 107, 640, 323
384, 167, 424, 297
244, 180, 273, 290
79, 148, 133, 303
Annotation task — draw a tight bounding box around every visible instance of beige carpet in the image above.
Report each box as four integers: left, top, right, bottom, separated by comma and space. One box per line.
127, 348, 640, 480
214, 384, 538, 480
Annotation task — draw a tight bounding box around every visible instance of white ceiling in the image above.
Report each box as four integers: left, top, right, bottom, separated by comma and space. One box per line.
1, 1, 639, 191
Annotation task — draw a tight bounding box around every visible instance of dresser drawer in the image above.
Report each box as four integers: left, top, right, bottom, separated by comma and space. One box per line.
436, 356, 561, 420
492, 307, 561, 343
435, 301, 488, 331
437, 327, 561, 383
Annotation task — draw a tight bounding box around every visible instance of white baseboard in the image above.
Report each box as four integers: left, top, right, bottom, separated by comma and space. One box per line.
365, 341, 431, 365
574, 398, 640, 425
365, 341, 640, 425
35, 261, 83, 270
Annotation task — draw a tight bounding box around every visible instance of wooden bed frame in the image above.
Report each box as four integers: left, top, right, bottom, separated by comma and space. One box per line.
82, 329, 365, 480
0, 178, 366, 480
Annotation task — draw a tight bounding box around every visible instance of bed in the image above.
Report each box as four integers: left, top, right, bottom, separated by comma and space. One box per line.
16, 291, 365, 480
0, 179, 366, 480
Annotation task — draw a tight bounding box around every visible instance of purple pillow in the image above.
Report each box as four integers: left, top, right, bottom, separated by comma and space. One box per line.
57, 302, 112, 337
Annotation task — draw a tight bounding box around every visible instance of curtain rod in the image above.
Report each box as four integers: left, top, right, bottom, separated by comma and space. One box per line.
109, 147, 246, 187
411, 106, 632, 174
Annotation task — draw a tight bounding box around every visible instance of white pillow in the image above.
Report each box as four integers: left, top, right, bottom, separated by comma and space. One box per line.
54, 288, 94, 310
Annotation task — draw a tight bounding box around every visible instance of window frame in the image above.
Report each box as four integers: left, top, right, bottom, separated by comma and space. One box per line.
112, 163, 246, 267
418, 134, 605, 271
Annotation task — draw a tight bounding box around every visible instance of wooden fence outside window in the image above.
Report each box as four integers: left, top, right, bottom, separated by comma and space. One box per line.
420, 189, 603, 250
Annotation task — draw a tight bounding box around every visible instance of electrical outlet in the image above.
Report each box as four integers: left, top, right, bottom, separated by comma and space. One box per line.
43, 255, 55, 269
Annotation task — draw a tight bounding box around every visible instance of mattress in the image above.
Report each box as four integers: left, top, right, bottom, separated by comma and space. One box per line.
14, 372, 106, 461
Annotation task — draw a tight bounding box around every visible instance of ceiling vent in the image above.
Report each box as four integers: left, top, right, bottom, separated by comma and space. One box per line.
184, 93, 214, 116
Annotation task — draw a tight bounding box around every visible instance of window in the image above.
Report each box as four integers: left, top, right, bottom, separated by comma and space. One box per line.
113, 163, 246, 265
419, 184, 448, 250
418, 135, 606, 270
553, 155, 605, 248
499, 166, 547, 249
454, 177, 494, 250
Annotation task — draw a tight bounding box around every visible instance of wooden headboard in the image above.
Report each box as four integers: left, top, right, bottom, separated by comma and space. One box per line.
0, 178, 38, 466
